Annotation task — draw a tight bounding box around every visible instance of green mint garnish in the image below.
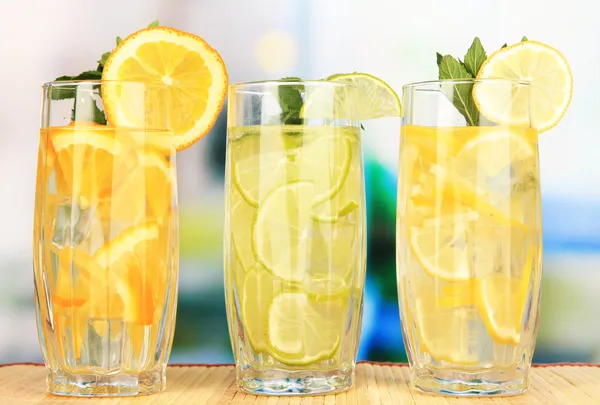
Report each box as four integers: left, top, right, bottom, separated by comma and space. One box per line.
437, 36, 529, 126
522, 36, 528, 42
438, 54, 479, 126
50, 20, 159, 124
277, 77, 304, 125
463, 37, 487, 77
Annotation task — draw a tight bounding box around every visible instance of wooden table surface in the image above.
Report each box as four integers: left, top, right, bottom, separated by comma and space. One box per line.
0, 363, 598, 404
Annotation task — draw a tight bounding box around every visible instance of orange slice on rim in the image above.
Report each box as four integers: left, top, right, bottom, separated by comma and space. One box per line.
101, 26, 228, 150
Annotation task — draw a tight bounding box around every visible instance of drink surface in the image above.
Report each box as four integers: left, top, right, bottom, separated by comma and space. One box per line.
33, 124, 178, 374
225, 125, 365, 369
397, 124, 542, 368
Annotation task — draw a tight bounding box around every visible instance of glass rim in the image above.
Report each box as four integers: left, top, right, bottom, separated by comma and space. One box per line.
42, 79, 172, 90
402, 78, 532, 90
229, 79, 353, 92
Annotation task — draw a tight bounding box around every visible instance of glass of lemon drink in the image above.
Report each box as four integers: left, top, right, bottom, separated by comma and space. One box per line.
34, 80, 178, 396
398, 78, 543, 396
397, 39, 572, 396
225, 80, 366, 395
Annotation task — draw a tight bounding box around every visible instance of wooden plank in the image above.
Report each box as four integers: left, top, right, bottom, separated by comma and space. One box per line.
0, 363, 598, 404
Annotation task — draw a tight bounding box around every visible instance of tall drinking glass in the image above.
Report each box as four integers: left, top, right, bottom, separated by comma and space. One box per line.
34, 81, 178, 396
225, 81, 366, 395
397, 79, 542, 396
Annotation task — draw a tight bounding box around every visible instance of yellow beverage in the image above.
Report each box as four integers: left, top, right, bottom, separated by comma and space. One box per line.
397, 125, 542, 393
224, 124, 365, 394
33, 124, 178, 394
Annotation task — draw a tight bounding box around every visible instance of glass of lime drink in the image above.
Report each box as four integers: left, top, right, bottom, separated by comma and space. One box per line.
224, 80, 366, 395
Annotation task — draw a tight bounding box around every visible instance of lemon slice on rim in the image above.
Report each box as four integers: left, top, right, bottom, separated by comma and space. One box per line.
474, 41, 573, 131
101, 26, 228, 150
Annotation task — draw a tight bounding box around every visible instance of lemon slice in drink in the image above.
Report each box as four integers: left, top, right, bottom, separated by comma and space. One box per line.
414, 296, 479, 365
455, 127, 535, 179
474, 41, 573, 131
454, 127, 537, 225
267, 292, 345, 365
475, 247, 534, 345
253, 181, 315, 282
410, 211, 477, 282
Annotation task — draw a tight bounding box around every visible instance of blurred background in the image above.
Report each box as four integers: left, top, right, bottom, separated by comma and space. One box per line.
1, 0, 598, 364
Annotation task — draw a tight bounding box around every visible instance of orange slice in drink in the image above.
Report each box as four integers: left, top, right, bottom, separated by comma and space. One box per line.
101, 26, 228, 150
49, 125, 132, 206
93, 222, 163, 326
99, 145, 174, 225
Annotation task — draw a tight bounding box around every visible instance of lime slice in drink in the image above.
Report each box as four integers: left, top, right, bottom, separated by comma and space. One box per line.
308, 219, 357, 282
304, 272, 351, 302
241, 267, 282, 352
267, 292, 346, 365
253, 181, 315, 282
231, 129, 299, 207
231, 127, 353, 208
298, 134, 353, 204
230, 188, 258, 272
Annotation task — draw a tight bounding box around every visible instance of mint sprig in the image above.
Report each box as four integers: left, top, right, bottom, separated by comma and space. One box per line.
436, 35, 529, 126
277, 77, 304, 125
50, 20, 159, 124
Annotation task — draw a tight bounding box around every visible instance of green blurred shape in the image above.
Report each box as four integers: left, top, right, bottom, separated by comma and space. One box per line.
179, 205, 224, 258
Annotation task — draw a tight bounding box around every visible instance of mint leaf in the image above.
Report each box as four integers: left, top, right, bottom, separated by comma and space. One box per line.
463, 37, 487, 77
116, 36, 123, 46
438, 55, 479, 126
278, 77, 304, 125
51, 71, 102, 100
501, 43, 508, 48
522, 36, 528, 42
148, 20, 159, 27
97, 52, 111, 69
436, 52, 443, 67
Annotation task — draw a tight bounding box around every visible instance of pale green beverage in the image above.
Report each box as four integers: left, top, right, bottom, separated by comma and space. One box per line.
224, 123, 365, 395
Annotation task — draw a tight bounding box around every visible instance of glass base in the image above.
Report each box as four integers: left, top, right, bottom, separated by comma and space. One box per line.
412, 366, 529, 396
46, 368, 166, 397
238, 368, 354, 396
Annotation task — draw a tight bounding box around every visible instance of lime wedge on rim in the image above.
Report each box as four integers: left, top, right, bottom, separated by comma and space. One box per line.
301, 73, 401, 121
327, 73, 402, 120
